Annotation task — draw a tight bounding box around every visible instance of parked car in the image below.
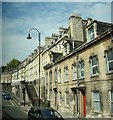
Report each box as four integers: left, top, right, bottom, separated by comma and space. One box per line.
28, 107, 64, 120
2, 92, 13, 100
2, 91, 7, 96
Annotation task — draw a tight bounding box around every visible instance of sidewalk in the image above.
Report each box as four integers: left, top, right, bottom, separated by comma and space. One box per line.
58, 110, 77, 118
12, 93, 31, 113
20, 104, 31, 113
12, 94, 77, 118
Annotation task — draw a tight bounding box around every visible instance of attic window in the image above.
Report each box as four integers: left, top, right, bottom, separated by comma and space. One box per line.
88, 25, 95, 41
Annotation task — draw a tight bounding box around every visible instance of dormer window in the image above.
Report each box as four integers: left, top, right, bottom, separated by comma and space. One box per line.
88, 25, 95, 41
49, 51, 53, 62
64, 43, 70, 55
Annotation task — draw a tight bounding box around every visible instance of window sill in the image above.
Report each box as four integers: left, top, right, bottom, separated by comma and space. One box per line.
79, 77, 85, 80
64, 80, 69, 83
93, 111, 102, 114
90, 74, 99, 78
58, 81, 61, 84
65, 104, 70, 108
106, 71, 113, 75
72, 78, 77, 81
109, 114, 113, 117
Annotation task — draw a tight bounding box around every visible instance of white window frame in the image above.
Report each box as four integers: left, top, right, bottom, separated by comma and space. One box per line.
90, 56, 99, 76
72, 64, 77, 80
106, 49, 113, 73
92, 91, 101, 112
109, 90, 113, 114
88, 25, 95, 41
64, 45, 67, 55
64, 67, 69, 82
58, 69, 62, 83
79, 61, 85, 79
72, 41, 76, 49
64, 44, 70, 55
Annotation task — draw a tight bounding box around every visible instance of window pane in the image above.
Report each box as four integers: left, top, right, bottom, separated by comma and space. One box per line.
93, 92, 100, 100
81, 70, 84, 77
79, 61, 84, 78
92, 66, 98, 74
94, 102, 100, 112
65, 69, 69, 80
73, 65, 77, 79
88, 26, 94, 41
81, 62, 84, 69
111, 92, 113, 101
92, 57, 97, 65
108, 50, 113, 61
109, 62, 113, 71
111, 102, 113, 113
89, 26, 94, 34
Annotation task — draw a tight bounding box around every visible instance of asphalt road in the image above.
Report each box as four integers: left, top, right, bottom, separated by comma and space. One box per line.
2, 97, 112, 120
2, 98, 28, 120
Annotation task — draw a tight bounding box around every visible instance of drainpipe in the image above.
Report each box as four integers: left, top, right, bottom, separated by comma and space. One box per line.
76, 52, 80, 117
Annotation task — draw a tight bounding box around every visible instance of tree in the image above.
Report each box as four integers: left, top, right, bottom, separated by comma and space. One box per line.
0, 66, 6, 73
5, 58, 21, 71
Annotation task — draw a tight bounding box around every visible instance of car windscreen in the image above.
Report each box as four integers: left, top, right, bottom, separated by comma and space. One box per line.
42, 109, 62, 118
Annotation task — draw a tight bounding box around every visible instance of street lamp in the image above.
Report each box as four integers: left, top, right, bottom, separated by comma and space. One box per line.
26, 28, 41, 107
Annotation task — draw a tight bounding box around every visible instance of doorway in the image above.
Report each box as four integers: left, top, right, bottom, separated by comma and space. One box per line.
82, 90, 86, 117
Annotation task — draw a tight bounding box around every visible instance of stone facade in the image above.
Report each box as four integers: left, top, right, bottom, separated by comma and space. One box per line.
43, 14, 113, 118
1, 72, 12, 92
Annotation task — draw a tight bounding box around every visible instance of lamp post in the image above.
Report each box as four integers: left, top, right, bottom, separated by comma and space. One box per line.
26, 28, 41, 107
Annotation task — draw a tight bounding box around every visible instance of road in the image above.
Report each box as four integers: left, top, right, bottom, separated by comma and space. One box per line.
2, 98, 28, 120
2, 96, 112, 120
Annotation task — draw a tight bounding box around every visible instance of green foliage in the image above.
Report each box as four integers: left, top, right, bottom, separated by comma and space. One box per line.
1, 66, 6, 73
5, 58, 20, 71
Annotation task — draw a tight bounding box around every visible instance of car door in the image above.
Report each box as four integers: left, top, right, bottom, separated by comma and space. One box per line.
36, 110, 44, 120
28, 108, 36, 120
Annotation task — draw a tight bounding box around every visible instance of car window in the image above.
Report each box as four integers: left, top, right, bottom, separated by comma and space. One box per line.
34, 109, 37, 116
36, 110, 43, 118
42, 109, 62, 118
29, 108, 34, 113
53, 110, 62, 118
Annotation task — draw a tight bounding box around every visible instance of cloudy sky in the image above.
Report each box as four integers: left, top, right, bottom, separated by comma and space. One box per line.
1, 1, 112, 66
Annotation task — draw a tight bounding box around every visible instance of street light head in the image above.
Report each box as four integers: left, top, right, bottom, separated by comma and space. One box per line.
27, 33, 32, 40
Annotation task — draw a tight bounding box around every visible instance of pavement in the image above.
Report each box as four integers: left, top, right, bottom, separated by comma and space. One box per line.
12, 93, 78, 118
12, 95, 113, 120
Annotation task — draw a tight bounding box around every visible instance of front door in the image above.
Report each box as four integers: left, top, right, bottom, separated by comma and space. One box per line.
83, 93, 86, 117
82, 90, 86, 117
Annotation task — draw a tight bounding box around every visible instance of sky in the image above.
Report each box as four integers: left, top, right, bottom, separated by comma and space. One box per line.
1, 1, 113, 66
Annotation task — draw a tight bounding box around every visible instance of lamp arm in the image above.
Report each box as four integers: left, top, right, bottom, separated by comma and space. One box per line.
28, 28, 40, 34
